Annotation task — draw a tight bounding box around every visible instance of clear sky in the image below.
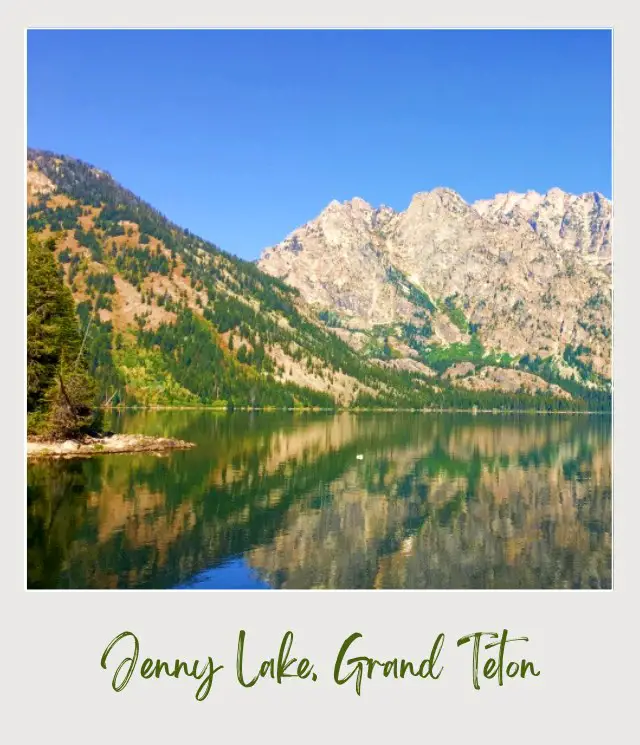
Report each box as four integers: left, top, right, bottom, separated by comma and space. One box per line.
27, 29, 612, 260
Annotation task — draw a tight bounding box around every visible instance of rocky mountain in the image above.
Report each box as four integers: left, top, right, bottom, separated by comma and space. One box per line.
26, 148, 609, 411
474, 188, 611, 271
259, 187, 612, 403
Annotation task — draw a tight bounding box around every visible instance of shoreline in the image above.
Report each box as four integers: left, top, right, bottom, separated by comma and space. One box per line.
100, 405, 611, 415
27, 407, 610, 460
27, 433, 196, 459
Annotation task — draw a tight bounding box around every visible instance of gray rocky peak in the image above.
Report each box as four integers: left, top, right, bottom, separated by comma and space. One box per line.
258, 185, 612, 384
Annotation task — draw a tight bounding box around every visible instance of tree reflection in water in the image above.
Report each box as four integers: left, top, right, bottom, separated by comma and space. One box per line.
27, 411, 611, 589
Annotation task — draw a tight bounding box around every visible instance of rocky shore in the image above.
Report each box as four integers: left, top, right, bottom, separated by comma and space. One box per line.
27, 433, 196, 459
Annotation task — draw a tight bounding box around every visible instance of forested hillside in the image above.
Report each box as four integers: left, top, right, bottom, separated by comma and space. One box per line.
26, 149, 609, 412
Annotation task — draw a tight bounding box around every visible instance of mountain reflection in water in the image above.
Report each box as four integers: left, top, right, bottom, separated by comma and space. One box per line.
27, 411, 611, 589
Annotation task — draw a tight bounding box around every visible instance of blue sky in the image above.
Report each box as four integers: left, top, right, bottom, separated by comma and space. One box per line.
27, 30, 612, 260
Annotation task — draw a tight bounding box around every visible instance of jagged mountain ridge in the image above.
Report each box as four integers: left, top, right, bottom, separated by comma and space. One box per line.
26, 148, 609, 409
474, 188, 611, 270
259, 186, 611, 396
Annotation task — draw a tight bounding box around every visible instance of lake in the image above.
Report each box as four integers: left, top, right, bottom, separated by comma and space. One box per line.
27, 411, 612, 590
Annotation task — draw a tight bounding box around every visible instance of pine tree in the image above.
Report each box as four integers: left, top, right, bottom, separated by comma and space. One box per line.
27, 231, 98, 437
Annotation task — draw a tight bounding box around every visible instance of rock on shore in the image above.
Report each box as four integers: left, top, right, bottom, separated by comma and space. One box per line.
27, 433, 196, 458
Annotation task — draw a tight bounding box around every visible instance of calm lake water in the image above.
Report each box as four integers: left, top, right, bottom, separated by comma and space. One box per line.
27, 411, 612, 590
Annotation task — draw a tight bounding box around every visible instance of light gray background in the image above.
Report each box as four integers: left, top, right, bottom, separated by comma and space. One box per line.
2, 3, 637, 742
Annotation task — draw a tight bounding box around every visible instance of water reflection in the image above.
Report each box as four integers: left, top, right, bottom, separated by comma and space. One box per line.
27, 411, 611, 589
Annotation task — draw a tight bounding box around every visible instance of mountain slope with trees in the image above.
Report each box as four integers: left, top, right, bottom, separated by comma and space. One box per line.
26, 148, 609, 413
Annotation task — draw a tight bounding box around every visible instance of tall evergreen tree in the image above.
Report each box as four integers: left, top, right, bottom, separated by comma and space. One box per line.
27, 231, 98, 437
